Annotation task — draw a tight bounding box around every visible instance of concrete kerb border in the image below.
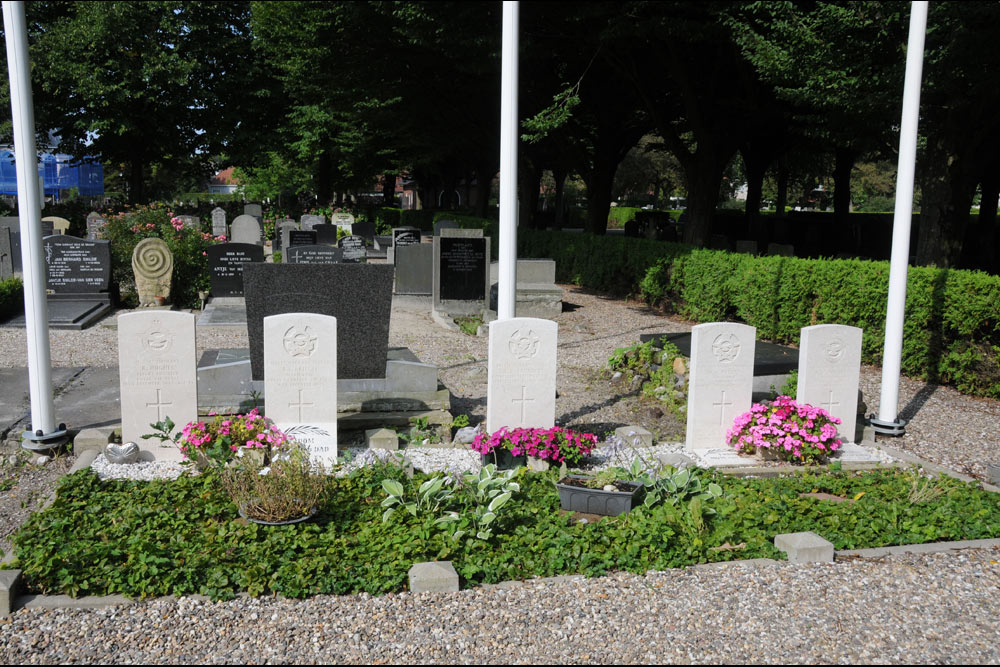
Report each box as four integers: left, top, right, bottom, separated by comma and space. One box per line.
2, 440, 1000, 616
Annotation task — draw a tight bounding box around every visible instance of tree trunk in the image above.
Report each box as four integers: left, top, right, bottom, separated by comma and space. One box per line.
473, 162, 494, 218
681, 148, 734, 247
741, 149, 768, 239
775, 158, 789, 216
382, 173, 396, 207
583, 162, 615, 236
832, 147, 855, 226
917, 140, 976, 267
518, 160, 541, 229
553, 168, 567, 230
128, 156, 145, 204
978, 172, 999, 271
315, 153, 333, 205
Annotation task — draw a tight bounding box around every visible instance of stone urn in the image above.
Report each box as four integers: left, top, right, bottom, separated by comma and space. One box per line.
132, 238, 173, 306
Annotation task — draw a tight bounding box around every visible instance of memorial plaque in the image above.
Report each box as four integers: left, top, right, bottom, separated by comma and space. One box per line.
287, 230, 317, 247
439, 236, 486, 301
338, 235, 366, 263
43, 235, 111, 293
314, 223, 339, 245
286, 244, 342, 264
207, 243, 265, 297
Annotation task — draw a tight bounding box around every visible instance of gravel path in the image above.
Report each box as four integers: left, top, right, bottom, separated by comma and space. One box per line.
2, 285, 1000, 663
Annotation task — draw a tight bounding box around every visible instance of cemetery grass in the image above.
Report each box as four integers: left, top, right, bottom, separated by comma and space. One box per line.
10, 465, 1000, 601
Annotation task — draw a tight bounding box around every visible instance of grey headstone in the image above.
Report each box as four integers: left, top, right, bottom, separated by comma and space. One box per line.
243, 263, 394, 381
300, 214, 325, 230
394, 244, 433, 295
767, 242, 794, 257
231, 215, 262, 245
338, 235, 366, 263
211, 207, 227, 237
433, 219, 459, 236
40, 220, 54, 237
176, 215, 199, 229
331, 212, 355, 227
736, 239, 757, 255
244, 203, 263, 219
276, 219, 298, 252
286, 244, 342, 264
86, 212, 107, 240
314, 223, 339, 245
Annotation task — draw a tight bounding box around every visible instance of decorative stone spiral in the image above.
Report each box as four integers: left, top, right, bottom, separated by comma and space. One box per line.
132, 238, 173, 280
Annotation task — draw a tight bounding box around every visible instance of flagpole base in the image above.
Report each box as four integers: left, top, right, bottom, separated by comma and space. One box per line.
21, 425, 70, 452
869, 415, 906, 437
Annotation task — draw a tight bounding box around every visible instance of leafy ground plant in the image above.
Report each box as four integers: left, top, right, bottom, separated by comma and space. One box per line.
222, 443, 328, 523
454, 315, 483, 336
9, 467, 1000, 600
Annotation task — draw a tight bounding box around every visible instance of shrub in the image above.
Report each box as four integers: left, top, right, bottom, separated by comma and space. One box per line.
0, 277, 23, 321
726, 396, 842, 464
222, 442, 328, 523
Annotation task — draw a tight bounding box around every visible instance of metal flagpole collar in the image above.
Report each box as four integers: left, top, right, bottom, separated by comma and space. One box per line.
868, 414, 906, 437
21, 424, 70, 451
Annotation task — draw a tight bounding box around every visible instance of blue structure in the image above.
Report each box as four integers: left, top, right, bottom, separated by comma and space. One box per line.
0, 150, 104, 198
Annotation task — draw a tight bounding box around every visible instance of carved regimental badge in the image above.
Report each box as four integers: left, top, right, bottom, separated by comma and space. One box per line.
142, 322, 172, 352
283, 326, 318, 358
711, 333, 741, 363
825, 338, 845, 363
508, 329, 540, 359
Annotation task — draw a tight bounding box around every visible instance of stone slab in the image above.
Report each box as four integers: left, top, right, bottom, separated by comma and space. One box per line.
366, 428, 399, 451
488, 283, 563, 319
408, 561, 459, 593
243, 263, 394, 381
196, 301, 248, 326
118, 311, 197, 461
614, 426, 652, 448
489, 259, 556, 285
639, 332, 797, 376
395, 243, 433, 295
4, 300, 112, 330
774, 531, 834, 563
72, 426, 116, 455
0, 569, 21, 617
487, 317, 557, 430
0, 367, 122, 436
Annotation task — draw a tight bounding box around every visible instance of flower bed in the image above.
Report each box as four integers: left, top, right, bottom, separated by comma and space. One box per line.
726, 396, 842, 463
471, 426, 598, 466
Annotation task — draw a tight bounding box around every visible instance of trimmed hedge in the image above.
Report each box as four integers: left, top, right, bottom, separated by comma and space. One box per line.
518, 229, 1000, 398
0, 277, 23, 322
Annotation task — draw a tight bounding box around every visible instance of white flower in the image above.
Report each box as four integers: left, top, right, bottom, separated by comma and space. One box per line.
258, 466, 271, 476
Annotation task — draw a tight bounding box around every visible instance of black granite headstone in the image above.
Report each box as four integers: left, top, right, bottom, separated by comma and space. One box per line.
43, 235, 111, 293
314, 223, 339, 245
243, 263, 394, 381
40, 220, 54, 237
439, 237, 486, 301
392, 227, 420, 250
351, 220, 375, 240
288, 230, 317, 247
207, 243, 265, 297
338, 235, 366, 263
286, 244, 342, 264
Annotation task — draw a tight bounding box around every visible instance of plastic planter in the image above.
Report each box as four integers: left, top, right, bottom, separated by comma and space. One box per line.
555, 475, 642, 516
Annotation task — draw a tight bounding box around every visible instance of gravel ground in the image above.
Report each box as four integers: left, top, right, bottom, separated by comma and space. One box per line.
2, 285, 1000, 663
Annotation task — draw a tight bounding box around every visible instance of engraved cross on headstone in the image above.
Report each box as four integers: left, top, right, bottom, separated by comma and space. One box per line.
146, 389, 173, 422
820, 390, 840, 414
289, 389, 314, 422
511, 385, 535, 422
713, 390, 733, 426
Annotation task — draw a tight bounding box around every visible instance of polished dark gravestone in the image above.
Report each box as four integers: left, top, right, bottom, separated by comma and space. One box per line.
44, 234, 111, 293
286, 244, 342, 264
287, 230, 317, 248
392, 226, 420, 253
351, 220, 375, 241
314, 223, 339, 245
338, 235, 366, 263
638, 331, 799, 376
207, 243, 265, 297
243, 263, 394, 381
438, 235, 486, 301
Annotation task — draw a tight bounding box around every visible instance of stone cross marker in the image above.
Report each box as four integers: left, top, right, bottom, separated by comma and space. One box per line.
486, 317, 557, 430
118, 311, 197, 461
264, 313, 338, 468
685, 322, 756, 451
132, 238, 173, 306
211, 207, 227, 237
797, 324, 863, 441
231, 214, 262, 245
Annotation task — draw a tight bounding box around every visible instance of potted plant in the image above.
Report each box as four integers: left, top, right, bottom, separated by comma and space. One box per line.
471, 426, 598, 470
222, 442, 328, 525
726, 395, 843, 463
555, 470, 644, 516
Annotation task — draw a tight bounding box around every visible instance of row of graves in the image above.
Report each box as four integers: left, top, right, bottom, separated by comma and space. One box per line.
118, 277, 873, 469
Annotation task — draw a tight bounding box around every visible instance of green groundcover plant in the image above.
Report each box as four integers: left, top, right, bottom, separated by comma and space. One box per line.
9, 466, 1000, 601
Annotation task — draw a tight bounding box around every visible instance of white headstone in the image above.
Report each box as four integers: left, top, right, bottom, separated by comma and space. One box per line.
797, 324, 863, 441
264, 313, 338, 468
331, 212, 355, 226
211, 207, 227, 237
118, 311, 198, 462
685, 322, 756, 451
486, 317, 557, 430
231, 214, 262, 245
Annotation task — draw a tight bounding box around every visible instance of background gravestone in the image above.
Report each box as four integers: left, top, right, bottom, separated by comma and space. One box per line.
39, 220, 55, 236
40, 234, 112, 329
265, 313, 338, 468
486, 317, 557, 430
0, 227, 12, 279
43, 216, 71, 235
351, 220, 375, 240
287, 230, 317, 248
86, 212, 107, 240
685, 322, 756, 452
275, 219, 298, 252
0, 218, 20, 274
211, 207, 227, 237
301, 214, 325, 230
132, 238, 173, 306
332, 212, 355, 227
338, 235, 366, 263
243, 263, 394, 381
244, 203, 263, 219
207, 243, 264, 297
433, 228, 488, 315
177, 215, 199, 229
286, 244, 342, 264
433, 219, 459, 236
394, 244, 433, 295
314, 223, 339, 245
118, 311, 197, 461
231, 215, 262, 245
392, 226, 420, 252
797, 324, 863, 441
